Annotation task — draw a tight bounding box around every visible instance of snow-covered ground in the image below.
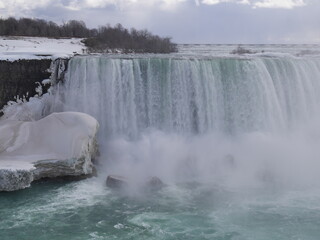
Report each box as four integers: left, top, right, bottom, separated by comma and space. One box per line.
0, 36, 86, 61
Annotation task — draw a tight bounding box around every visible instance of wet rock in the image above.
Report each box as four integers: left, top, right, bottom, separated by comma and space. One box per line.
106, 175, 129, 189
145, 176, 164, 190
106, 175, 164, 191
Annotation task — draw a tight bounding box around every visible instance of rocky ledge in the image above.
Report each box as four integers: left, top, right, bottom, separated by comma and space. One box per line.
0, 59, 52, 110
0, 112, 99, 191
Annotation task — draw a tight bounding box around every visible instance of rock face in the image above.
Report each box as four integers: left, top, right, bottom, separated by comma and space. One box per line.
0, 112, 99, 191
0, 59, 52, 109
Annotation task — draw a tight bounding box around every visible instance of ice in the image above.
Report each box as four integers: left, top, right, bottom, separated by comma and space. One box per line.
0, 112, 99, 191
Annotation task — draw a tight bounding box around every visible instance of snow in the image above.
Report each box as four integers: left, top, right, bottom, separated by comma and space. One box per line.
42, 79, 51, 85
1, 93, 53, 122
0, 111, 98, 163
0, 161, 35, 171
0, 36, 86, 61
0, 112, 99, 191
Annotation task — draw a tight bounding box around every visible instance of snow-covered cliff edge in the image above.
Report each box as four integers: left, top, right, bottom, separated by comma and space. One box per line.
0, 37, 84, 110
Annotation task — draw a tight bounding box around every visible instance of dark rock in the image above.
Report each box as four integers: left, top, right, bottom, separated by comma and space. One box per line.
0, 58, 69, 111
51, 58, 69, 83
145, 176, 164, 190
106, 175, 164, 191
0, 59, 51, 109
106, 175, 129, 189
230, 46, 256, 55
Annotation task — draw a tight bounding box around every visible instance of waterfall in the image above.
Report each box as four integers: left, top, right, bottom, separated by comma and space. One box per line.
53, 56, 320, 138
2, 52, 320, 184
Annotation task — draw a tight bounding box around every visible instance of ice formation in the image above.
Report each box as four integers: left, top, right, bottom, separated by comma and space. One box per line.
0, 112, 99, 191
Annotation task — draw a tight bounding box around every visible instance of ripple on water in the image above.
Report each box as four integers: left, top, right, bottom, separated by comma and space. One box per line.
1, 179, 320, 240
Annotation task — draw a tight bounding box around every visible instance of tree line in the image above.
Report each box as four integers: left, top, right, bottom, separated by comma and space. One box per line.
0, 17, 177, 53
83, 24, 177, 53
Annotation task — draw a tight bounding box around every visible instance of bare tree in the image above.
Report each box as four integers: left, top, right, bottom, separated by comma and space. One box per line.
0, 17, 177, 53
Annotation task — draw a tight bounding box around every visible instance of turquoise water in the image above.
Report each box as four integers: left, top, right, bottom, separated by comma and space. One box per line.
1, 177, 320, 240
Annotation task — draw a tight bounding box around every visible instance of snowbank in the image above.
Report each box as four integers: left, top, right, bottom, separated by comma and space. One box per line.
0, 36, 86, 61
0, 112, 99, 191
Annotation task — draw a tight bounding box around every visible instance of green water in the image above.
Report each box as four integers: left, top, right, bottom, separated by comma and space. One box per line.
1, 177, 320, 240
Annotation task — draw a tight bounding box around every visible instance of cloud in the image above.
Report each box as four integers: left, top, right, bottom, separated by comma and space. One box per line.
0, 0, 307, 15
62, 0, 117, 10
0, 0, 53, 15
0, 0, 193, 15
200, 0, 306, 9
58, 0, 190, 11
0, 0, 49, 16
201, 0, 249, 5
253, 0, 306, 9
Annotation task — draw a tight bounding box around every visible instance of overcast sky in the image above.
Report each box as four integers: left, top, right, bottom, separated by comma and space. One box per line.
0, 0, 319, 43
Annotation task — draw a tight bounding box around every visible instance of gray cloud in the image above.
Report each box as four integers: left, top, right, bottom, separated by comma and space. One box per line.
0, 0, 308, 14
0, 0, 318, 44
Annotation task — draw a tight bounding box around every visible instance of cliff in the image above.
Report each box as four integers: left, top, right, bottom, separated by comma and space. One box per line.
0, 59, 52, 110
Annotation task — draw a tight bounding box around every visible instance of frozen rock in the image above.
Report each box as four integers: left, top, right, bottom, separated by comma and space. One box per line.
0, 112, 99, 191
0, 162, 35, 191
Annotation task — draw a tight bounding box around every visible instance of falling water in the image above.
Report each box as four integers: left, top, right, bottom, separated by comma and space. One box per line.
55, 56, 320, 137
40, 53, 320, 187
